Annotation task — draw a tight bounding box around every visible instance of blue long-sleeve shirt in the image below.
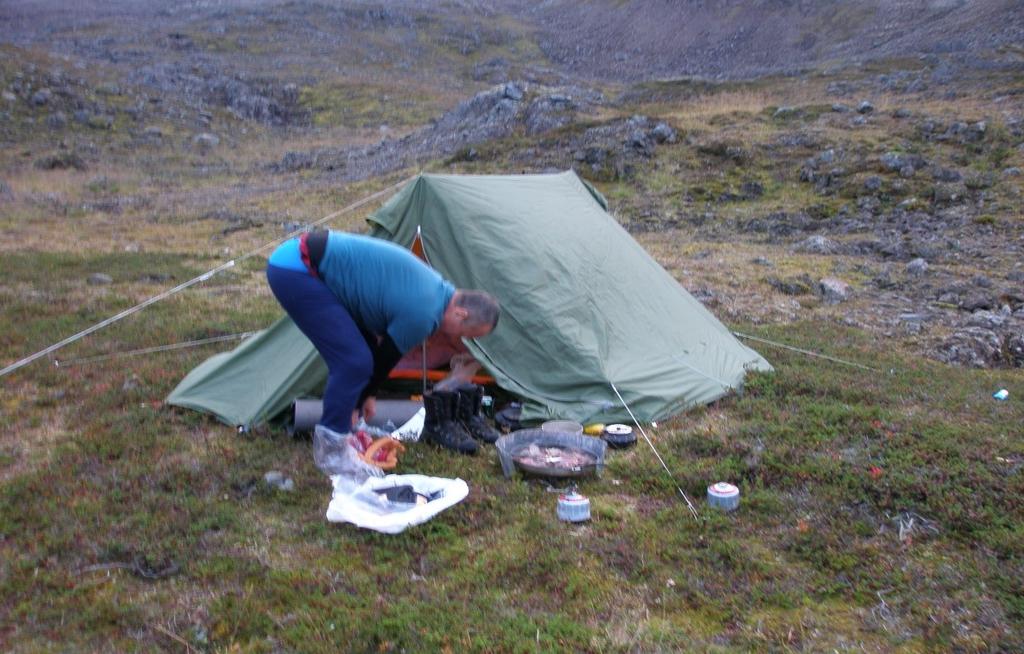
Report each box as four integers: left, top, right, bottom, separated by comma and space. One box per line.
268, 232, 454, 353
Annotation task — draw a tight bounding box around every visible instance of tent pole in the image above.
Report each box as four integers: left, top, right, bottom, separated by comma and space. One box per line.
418, 225, 428, 396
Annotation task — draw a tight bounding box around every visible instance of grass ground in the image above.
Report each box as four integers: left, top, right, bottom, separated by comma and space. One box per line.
2, 289, 1021, 651
1, 28, 1023, 653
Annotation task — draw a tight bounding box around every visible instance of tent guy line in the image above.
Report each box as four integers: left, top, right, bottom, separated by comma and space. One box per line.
732, 331, 881, 373
0, 174, 417, 380
53, 332, 259, 367
610, 381, 701, 522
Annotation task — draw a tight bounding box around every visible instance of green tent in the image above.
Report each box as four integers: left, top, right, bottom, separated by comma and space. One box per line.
167, 171, 771, 428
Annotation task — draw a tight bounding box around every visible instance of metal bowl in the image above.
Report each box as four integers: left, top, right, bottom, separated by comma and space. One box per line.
495, 428, 607, 479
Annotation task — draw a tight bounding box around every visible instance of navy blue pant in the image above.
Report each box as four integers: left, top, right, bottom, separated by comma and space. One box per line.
266, 264, 372, 433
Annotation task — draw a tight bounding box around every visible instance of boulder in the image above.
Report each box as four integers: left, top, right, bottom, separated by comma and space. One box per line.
961, 292, 994, 312
933, 328, 1003, 368
967, 309, 1010, 329
856, 100, 875, 114
1008, 332, 1024, 367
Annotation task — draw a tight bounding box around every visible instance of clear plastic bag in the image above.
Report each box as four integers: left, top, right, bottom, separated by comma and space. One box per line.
312, 425, 384, 483
433, 353, 481, 392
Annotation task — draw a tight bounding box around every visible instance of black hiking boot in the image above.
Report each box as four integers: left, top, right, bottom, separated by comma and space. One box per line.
456, 384, 500, 444
422, 390, 478, 455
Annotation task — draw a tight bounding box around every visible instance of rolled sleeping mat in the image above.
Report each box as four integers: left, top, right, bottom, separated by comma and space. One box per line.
288, 398, 424, 434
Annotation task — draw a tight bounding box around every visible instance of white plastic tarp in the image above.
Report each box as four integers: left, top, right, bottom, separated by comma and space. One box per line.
326, 474, 469, 534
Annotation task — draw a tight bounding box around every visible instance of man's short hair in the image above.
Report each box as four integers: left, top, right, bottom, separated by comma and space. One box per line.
455, 290, 500, 330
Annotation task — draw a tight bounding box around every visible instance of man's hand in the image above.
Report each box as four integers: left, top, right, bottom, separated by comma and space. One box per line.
361, 396, 377, 422
351, 397, 377, 427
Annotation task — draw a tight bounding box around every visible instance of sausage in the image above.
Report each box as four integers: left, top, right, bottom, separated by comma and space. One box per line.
360, 437, 405, 471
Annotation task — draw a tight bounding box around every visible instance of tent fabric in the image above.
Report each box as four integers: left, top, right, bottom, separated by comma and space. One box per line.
167, 317, 325, 428
367, 171, 771, 424
167, 170, 771, 428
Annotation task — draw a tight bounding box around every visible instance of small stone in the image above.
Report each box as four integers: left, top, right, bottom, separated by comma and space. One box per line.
931, 167, 962, 182
502, 82, 524, 101
893, 108, 911, 118
856, 100, 874, 114
864, 176, 882, 192
264, 470, 294, 491
46, 111, 67, 129
31, 88, 52, 106
967, 310, 1008, 329
194, 132, 220, 150
87, 114, 113, 130
774, 105, 799, 118
819, 277, 851, 304
1003, 167, 1021, 177
264, 471, 283, 484
650, 122, 677, 144
87, 273, 113, 285
831, 103, 850, 113
851, 115, 867, 126
905, 258, 929, 276
964, 121, 986, 142
793, 235, 840, 255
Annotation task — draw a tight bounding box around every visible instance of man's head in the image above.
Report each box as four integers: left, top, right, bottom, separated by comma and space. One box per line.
440, 290, 500, 339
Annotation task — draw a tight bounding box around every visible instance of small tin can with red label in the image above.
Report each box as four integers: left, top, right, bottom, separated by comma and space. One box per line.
707, 482, 740, 512
557, 490, 591, 522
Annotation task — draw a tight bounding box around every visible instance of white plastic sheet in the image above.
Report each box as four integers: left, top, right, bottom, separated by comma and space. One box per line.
390, 407, 425, 442
325, 473, 469, 534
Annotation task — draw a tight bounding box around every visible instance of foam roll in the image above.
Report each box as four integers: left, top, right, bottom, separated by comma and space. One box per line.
707, 482, 740, 512
290, 398, 324, 434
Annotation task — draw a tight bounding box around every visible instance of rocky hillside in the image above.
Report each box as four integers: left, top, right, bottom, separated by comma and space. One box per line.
1, 0, 1022, 370
528, 0, 1024, 80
